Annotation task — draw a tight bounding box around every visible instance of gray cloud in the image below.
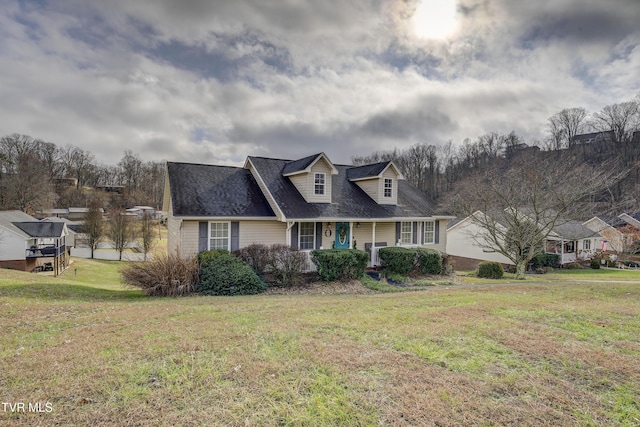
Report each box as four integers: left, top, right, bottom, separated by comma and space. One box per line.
0, 0, 639, 167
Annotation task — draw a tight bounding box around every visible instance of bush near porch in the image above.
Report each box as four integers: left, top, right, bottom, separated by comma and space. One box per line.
310, 249, 369, 281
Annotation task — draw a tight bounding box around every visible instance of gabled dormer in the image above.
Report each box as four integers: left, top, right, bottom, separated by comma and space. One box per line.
347, 161, 402, 205
282, 153, 339, 204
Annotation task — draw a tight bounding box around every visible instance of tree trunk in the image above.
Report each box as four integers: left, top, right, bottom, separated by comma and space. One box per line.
515, 262, 527, 280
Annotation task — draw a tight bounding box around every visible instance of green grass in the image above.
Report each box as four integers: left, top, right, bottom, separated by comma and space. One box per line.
1, 260, 640, 425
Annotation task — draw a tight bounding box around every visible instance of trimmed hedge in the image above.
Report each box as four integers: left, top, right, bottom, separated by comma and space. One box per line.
477, 261, 504, 279
416, 248, 442, 275
311, 249, 369, 281
196, 250, 267, 296
379, 247, 417, 275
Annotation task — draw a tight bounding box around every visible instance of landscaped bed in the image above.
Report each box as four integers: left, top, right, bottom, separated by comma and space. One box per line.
1, 259, 640, 425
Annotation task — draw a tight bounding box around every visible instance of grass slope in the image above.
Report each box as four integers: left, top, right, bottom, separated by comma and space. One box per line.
1, 262, 640, 426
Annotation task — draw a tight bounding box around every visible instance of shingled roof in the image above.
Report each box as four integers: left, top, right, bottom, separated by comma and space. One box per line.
12, 221, 65, 238
346, 161, 394, 181
248, 156, 436, 220
167, 162, 276, 217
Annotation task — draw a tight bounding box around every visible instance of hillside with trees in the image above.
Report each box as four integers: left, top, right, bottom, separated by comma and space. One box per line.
0, 134, 164, 213
353, 94, 640, 218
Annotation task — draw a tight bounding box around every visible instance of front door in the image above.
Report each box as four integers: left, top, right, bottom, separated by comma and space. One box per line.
334, 222, 350, 249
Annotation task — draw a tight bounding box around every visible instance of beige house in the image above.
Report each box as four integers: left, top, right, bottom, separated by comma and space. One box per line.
164, 153, 451, 269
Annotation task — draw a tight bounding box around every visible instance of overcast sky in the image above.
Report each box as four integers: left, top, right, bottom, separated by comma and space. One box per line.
1, 0, 639, 166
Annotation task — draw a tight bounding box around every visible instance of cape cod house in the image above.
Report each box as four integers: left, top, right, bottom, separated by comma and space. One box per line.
163, 153, 452, 268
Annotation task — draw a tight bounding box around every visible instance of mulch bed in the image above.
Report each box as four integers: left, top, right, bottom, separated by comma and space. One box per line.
263, 279, 376, 295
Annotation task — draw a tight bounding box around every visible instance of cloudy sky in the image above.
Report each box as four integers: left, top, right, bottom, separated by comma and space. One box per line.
1, 0, 639, 166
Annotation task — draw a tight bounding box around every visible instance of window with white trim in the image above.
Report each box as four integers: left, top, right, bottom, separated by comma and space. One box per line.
583, 239, 591, 250
209, 222, 230, 250
400, 221, 413, 245
424, 220, 435, 244
299, 222, 315, 250
384, 178, 393, 198
314, 173, 326, 195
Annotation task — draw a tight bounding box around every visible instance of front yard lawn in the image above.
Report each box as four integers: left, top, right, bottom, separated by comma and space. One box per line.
1, 260, 639, 425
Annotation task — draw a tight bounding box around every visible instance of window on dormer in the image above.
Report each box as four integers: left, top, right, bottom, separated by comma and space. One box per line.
314, 173, 325, 195
384, 178, 393, 198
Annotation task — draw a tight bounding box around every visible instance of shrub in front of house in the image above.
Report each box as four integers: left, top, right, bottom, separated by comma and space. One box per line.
311, 249, 369, 281
416, 248, 443, 275
121, 253, 199, 297
379, 247, 417, 275
477, 261, 504, 279
196, 251, 267, 296
234, 243, 272, 274
531, 253, 560, 269
234, 244, 307, 285
590, 258, 601, 269
566, 262, 584, 269
268, 244, 307, 286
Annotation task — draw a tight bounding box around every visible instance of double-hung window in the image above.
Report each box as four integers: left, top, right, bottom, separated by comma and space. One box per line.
583, 239, 591, 250
383, 178, 393, 198
400, 221, 413, 245
424, 221, 435, 244
314, 173, 326, 195
209, 222, 230, 250
299, 222, 315, 250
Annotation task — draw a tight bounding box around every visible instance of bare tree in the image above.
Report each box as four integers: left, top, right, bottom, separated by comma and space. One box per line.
591, 101, 639, 144
83, 199, 104, 259
547, 107, 588, 149
445, 152, 624, 279
107, 209, 135, 261
0, 134, 58, 212
140, 211, 155, 261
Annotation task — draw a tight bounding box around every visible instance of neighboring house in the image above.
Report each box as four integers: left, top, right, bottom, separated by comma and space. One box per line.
0, 210, 70, 274
619, 213, 640, 228
546, 220, 601, 264
164, 152, 452, 269
446, 214, 514, 270
126, 206, 158, 220
41, 217, 82, 248
446, 210, 601, 269
583, 215, 631, 253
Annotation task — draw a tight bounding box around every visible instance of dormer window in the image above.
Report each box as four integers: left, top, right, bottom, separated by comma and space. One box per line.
314, 173, 326, 195
384, 178, 393, 198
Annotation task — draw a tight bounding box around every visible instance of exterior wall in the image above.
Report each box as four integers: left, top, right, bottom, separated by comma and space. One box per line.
0, 259, 27, 271
0, 229, 27, 261
238, 220, 287, 247
355, 179, 379, 203
286, 158, 333, 204
289, 174, 308, 200
583, 218, 623, 252
446, 220, 514, 265
306, 159, 332, 203
180, 220, 200, 257
377, 168, 398, 205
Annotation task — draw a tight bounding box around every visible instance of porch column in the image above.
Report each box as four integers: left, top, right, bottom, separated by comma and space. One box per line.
561, 240, 565, 265
349, 221, 354, 249
371, 222, 376, 267
286, 221, 295, 247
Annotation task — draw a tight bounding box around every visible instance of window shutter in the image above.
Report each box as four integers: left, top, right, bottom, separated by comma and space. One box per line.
230, 222, 240, 252
412, 222, 418, 244
421, 222, 425, 244
315, 222, 323, 249
198, 222, 208, 252
395, 222, 401, 244
435, 220, 440, 244
291, 223, 299, 250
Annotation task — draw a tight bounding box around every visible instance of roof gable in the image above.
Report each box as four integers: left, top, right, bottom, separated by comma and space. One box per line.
282, 153, 338, 176
346, 161, 402, 181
